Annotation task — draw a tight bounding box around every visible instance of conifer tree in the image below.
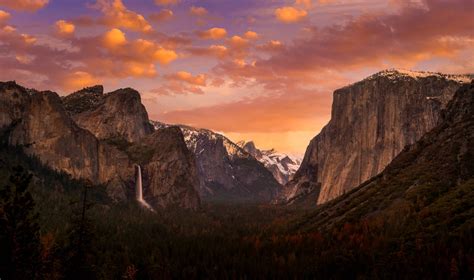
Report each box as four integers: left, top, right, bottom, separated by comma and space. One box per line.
0, 166, 40, 280
63, 181, 96, 279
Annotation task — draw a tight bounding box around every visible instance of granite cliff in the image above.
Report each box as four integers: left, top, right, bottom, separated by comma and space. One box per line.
62, 85, 153, 143
298, 80, 474, 231
0, 81, 200, 209
280, 69, 472, 205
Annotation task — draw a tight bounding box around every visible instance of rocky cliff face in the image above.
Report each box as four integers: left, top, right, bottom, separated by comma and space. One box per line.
280, 69, 471, 205
62, 86, 153, 143
238, 141, 301, 185
136, 127, 200, 209
0, 81, 200, 209
298, 81, 474, 231
152, 122, 281, 202
0, 81, 126, 184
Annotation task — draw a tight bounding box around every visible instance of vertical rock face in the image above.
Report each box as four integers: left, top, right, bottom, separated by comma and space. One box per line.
152, 122, 281, 202
299, 81, 474, 231
280, 69, 472, 205
0, 81, 31, 129
137, 127, 200, 210
239, 141, 301, 185
1, 82, 101, 181
0, 82, 133, 195
0, 81, 200, 209
62, 86, 153, 143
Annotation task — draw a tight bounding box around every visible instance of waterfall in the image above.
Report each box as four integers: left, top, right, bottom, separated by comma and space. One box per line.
135, 165, 154, 211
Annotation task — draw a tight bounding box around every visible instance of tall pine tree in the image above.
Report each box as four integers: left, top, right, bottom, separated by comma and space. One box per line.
0, 166, 40, 280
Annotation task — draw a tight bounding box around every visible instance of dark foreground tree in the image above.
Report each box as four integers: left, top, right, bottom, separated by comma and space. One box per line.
63, 181, 96, 279
0, 166, 40, 280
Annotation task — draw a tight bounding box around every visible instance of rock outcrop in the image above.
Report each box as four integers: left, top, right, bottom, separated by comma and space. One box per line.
0, 81, 200, 209
152, 122, 282, 202
62, 86, 153, 143
0, 81, 128, 184
238, 141, 301, 185
280, 69, 472, 205
136, 127, 200, 209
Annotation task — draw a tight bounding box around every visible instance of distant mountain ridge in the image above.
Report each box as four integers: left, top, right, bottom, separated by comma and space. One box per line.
237, 141, 301, 185
280, 69, 471, 205
152, 121, 282, 202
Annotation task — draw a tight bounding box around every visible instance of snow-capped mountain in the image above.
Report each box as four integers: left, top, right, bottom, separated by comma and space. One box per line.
151, 121, 282, 202
237, 141, 301, 185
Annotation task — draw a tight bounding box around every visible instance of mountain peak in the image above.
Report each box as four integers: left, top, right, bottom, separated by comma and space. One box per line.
242, 141, 258, 154
238, 140, 301, 185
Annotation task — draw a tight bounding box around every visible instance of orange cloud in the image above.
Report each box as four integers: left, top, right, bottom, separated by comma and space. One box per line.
149, 9, 174, 22
154, 0, 178, 6
153, 48, 178, 65
103, 28, 127, 49
226, 36, 251, 59
94, 0, 152, 33
186, 45, 228, 58
0, 9, 10, 22
0, 0, 49, 11
275, 6, 307, 23
15, 54, 34, 64
55, 20, 75, 35
63, 71, 100, 91
1, 25, 15, 33
198, 27, 227, 39
166, 71, 207, 86
151, 82, 205, 96
125, 37, 178, 65
125, 61, 157, 77
229, 36, 248, 47
190, 6, 208, 16
244, 31, 259, 40
216, 0, 474, 92
0, 18, 180, 90
20, 33, 36, 44
257, 40, 284, 52
153, 71, 209, 96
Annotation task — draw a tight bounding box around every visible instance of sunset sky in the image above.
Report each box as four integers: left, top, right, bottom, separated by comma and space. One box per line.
0, 0, 472, 155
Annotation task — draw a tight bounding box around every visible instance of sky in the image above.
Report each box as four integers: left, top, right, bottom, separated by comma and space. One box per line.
0, 0, 473, 156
